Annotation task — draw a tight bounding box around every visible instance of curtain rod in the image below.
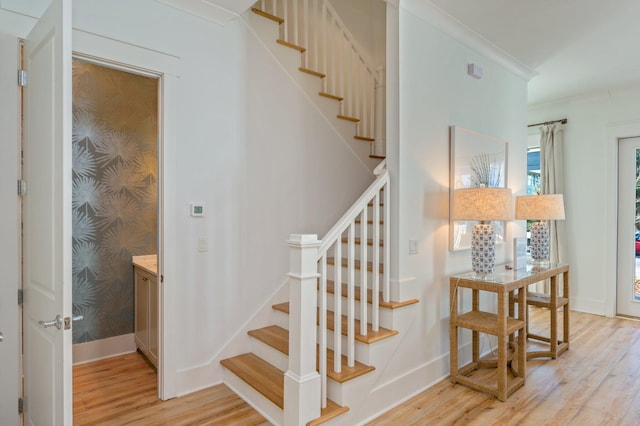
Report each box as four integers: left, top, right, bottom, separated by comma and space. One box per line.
527, 118, 567, 128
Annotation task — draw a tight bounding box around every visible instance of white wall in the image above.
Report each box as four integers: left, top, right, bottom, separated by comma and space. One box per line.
0, 0, 373, 397
389, 0, 528, 395
529, 86, 640, 315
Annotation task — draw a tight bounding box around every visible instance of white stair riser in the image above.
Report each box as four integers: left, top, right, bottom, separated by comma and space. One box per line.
223, 368, 284, 425
249, 336, 289, 372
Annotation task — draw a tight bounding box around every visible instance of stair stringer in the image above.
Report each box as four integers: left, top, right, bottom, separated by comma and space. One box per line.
242, 9, 380, 171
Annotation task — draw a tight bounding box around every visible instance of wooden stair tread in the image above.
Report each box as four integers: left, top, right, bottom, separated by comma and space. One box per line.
337, 114, 360, 123
248, 325, 375, 383
340, 236, 383, 247
272, 303, 398, 344
248, 325, 289, 355
308, 400, 350, 426
354, 135, 375, 142
319, 92, 343, 101
325, 280, 419, 310
220, 353, 284, 408
277, 39, 306, 52
326, 257, 384, 274
369, 154, 386, 159
251, 7, 284, 24
221, 353, 349, 423
299, 67, 326, 78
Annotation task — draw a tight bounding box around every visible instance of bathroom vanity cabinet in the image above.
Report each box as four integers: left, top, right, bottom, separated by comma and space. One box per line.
132, 255, 158, 368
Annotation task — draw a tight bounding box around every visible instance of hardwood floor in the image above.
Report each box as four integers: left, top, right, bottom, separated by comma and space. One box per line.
369, 309, 640, 425
73, 310, 640, 425
73, 352, 269, 425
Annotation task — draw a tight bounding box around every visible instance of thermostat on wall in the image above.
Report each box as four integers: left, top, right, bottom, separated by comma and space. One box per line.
189, 203, 205, 217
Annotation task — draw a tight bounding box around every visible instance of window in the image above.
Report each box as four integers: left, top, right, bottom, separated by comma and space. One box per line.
527, 148, 541, 195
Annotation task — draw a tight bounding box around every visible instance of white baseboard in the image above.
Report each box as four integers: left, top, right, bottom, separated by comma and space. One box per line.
571, 297, 606, 316
73, 333, 137, 365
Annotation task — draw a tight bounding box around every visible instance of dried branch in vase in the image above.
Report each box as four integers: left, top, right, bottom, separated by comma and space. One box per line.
469, 152, 502, 188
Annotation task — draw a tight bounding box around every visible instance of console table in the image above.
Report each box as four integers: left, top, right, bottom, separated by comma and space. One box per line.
449, 263, 569, 401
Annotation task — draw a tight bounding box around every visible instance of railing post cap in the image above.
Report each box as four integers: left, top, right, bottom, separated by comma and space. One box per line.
288, 234, 321, 246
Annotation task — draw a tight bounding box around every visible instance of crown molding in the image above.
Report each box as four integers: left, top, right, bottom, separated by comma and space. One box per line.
400, 0, 537, 82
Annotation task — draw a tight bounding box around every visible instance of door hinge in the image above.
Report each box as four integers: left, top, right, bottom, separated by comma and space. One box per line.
17, 69, 27, 87
18, 397, 23, 414
18, 289, 23, 305
17, 180, 27, 196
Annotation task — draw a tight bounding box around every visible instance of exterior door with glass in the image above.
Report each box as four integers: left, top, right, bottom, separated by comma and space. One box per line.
617, 136, 640, 317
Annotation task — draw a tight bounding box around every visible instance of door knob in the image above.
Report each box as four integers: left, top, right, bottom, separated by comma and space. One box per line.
39, 314, 63, 330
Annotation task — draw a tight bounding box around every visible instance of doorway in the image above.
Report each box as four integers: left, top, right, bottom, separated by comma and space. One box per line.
71, 57, 161, 388
616, 136, 640, 318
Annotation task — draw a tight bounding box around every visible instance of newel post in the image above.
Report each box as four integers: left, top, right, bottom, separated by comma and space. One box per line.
284, 234, 321, 426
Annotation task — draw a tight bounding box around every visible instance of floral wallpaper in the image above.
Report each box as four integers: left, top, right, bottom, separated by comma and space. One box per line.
71, 59, 158, 344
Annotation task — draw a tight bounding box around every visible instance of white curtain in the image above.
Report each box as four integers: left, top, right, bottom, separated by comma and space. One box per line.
537, 124, 567, 293
540, 124, 566, 264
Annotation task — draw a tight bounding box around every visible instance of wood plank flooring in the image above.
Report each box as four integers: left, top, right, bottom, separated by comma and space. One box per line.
73, 352, 269, 426
369, 309, 640, 425
74, 309, 640, 425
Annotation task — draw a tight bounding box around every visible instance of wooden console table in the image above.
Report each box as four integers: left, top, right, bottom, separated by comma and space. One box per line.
449, 263, 569, 401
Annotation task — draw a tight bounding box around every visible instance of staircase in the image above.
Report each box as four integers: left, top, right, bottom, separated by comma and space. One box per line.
219, 2, 416, 424
220, 160, 419, 425
244, 0, 386, 169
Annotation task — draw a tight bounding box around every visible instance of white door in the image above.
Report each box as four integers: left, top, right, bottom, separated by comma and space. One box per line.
617, 136, 640, 317
22, 0, 73, 424
0, 32, 21, 424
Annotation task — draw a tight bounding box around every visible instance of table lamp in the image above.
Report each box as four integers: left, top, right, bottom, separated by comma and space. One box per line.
453, 187, 513, 277
515, 194, 565, 264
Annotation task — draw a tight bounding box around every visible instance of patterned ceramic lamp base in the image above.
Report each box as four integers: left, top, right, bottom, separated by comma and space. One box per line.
472, 223, 496, 276
530, 221, 549, 262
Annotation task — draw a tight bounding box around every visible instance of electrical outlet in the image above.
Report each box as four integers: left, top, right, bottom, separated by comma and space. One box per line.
409, 239, 419, 255
198, 237, 208, 252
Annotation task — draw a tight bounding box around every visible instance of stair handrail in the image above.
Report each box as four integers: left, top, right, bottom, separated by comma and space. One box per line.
317, 162, 387, 256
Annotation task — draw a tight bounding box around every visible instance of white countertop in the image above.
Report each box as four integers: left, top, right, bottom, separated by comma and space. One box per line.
132, 255, 157, 276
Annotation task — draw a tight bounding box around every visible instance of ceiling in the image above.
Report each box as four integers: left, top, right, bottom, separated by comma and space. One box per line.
429, 0, 640, 105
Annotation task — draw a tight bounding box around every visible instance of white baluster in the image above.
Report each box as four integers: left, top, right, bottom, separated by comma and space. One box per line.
319, 256, 328, 408
347, 223, 355, 368
383, 181, 390, 302
333, 241, 342, 373
372, 191, 380, 331
360, 208, 368, 336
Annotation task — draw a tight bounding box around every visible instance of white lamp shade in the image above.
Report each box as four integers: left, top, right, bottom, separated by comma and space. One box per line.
452, 187, 513, 221
515, 194, 565, 220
